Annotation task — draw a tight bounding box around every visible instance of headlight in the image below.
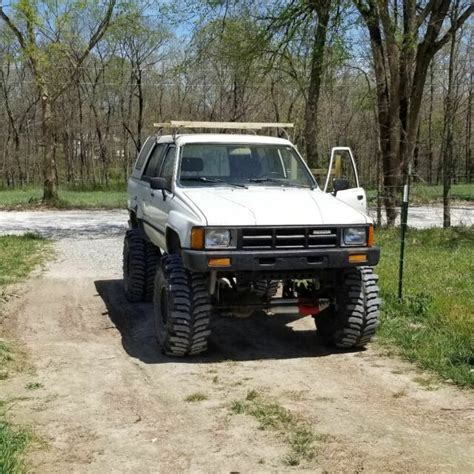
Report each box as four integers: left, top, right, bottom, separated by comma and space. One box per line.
343, 227, 367, 246
205, 229, 236, 248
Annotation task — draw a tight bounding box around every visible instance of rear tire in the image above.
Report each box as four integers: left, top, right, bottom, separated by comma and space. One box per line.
153, 254, 212, 356
315, 267, 380, 349
123, 229, 147, 302
237, 279, 279, 301
145, 241, 161, 302
254, 280, 279, 301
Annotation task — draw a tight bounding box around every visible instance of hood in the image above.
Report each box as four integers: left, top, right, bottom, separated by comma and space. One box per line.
182, 187, 368, 226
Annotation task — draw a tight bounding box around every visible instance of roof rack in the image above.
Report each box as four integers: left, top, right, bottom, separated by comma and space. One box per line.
153, 121, 294, 140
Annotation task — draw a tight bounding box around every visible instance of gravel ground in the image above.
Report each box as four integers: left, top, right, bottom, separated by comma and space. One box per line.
0, 205, 472, 239
0, 209, 128, 238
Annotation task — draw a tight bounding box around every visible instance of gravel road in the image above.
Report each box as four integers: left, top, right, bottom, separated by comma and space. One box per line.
0, 204, 472, 238
1, 231, 473, 471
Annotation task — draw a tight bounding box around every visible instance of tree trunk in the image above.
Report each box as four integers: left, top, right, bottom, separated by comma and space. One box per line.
428, 62, 434, 184
466, 71, 473, 183
304, 0, 331, 167
442, 15, 458, 228
41, 94, 58, 201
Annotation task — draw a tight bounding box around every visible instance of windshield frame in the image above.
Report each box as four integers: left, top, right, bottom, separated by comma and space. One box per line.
176, 142, 318, 190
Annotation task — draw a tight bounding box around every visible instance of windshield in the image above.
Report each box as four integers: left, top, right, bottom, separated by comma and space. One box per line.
178, 144, 316, 188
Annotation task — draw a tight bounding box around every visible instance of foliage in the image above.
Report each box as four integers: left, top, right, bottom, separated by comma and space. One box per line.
0, 414, 30, 474
376, 227, 474, 387
0, 234, 51, 286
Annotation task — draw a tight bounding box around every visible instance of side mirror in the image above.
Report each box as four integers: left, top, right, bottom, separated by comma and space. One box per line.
150, 177, 167, 190
333, 178, 350, 194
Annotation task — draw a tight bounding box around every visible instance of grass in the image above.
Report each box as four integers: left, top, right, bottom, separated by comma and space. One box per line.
376, 227, 474, 387
184, 392, 208, 402
230, 390, 320, 466
0, 187, 126, 210
0, 414, 30, 474
1, 183, 472, 209
367, 183, 474, 204
0, 234, 52, 287
25, 382, 43, 391
0, 234, 52, 473
0, 342, 14, 380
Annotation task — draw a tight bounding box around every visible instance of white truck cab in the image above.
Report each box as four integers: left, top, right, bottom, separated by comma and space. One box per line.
123, 122, 380, 357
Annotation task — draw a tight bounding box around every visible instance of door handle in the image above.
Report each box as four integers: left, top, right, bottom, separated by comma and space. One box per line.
151, 192, 155, 197
357, 195, 364, 200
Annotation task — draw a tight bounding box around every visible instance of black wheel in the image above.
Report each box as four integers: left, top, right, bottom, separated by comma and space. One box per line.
254, 280, 279, 301
153, 254, 212, 356
237, 279, 279, 301
315, 267, 380, 349
123, 229, 147, 302
144, 241, 161, 302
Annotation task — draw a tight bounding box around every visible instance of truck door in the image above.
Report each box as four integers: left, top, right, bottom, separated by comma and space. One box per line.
322, 147, 367, 213
142, 145, 177, 249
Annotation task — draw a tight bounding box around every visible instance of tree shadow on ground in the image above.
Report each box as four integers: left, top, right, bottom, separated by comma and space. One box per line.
94, 279, 359, 364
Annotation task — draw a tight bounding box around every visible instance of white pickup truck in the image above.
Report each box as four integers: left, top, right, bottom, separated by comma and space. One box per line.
124, 122, 380, 356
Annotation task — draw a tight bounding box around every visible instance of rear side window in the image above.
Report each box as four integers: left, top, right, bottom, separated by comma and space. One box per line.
134, 137, 155, 170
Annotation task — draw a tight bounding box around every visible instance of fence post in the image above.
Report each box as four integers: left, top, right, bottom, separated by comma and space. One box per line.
398, 165, 411, 301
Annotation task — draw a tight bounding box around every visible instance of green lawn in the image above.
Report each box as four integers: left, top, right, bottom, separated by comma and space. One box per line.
0, 413, 30, 474
0, 234, 51, 473
376, 227, 474, 387
0, 234, 52, 286
0, 187, 126, 210
0, 183, 472, 209
367, 183, 474, 204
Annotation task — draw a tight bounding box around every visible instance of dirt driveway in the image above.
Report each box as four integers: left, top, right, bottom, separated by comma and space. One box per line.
1, 233, 473, 472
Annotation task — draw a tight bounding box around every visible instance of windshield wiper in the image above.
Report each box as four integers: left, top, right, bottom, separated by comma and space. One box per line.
248, 177, 314, 189
181, 177, 247, 188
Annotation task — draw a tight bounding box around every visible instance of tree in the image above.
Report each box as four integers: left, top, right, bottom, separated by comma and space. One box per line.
0, 0, 118, 201
354, 0, 473, 225
304, 0, 332, 167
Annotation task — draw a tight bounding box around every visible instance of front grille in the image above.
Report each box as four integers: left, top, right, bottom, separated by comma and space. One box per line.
240, 227, 338, 250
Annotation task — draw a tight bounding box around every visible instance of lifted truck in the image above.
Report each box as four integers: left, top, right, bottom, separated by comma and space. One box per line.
123, 121, 380, 356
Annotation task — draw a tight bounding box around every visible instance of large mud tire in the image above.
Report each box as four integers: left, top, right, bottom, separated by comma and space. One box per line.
237, 279, 279, 301
153, 254, 212, 356
254, 280, 279, 301
144, 241, 161, 302
123, 229, 147, 302
316, 267, 380, 349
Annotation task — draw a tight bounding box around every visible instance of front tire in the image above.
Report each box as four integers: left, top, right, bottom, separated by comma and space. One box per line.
315, 267, 380, 349
153, 254, 212, 356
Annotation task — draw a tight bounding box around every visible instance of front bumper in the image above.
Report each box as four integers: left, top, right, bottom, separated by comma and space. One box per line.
181, 247, 380, 273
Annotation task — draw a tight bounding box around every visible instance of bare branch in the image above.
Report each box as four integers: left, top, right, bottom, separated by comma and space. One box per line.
433, 4, 474, 52
52, 0, 117, 101
0, 6, 26, 50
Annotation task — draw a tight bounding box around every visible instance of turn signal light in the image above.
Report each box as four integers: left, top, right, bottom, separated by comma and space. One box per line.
368, 225, 375, 247
191, 227, 204, 249
349, 254, 368, 263
208, 258, 231, 267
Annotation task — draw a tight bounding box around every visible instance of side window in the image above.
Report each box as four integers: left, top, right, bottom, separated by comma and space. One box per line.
159, 147, 177, 188
323, 149, 359, 192
143, 144, 165, 178
135, 137, 155, 171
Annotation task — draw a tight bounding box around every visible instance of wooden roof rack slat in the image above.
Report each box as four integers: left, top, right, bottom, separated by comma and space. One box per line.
153, 121, 294, 130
